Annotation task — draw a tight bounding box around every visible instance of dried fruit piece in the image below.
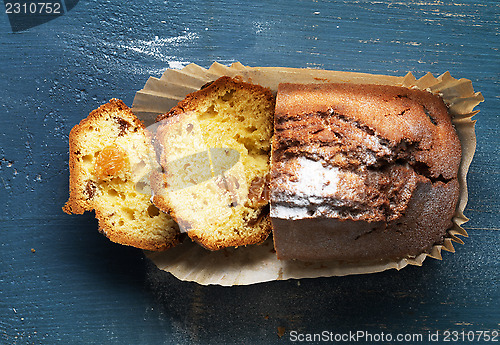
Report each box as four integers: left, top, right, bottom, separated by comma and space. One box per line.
94, 144, 128, 179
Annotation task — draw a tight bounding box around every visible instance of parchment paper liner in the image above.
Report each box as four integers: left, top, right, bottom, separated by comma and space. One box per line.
132, 62, 483, 286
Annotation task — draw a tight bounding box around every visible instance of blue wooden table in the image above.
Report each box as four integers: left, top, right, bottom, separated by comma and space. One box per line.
1, 1, 498, 344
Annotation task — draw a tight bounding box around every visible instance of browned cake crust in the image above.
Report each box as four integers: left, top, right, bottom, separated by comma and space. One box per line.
152, 77, 275, 250
271, 83, 461, 262
156, 76, 275, 122
63, 99, 180, 251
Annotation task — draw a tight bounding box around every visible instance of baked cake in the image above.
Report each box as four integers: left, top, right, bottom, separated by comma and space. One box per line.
151, 76, 275, 250
63, 99, 180, 251
270, 83, 461, 262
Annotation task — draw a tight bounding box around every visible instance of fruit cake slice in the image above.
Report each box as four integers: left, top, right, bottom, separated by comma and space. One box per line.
63, 99, 180, 251
151, 76, 275, 250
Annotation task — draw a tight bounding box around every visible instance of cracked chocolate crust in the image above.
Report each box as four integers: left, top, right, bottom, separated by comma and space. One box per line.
273, 83, 461, 179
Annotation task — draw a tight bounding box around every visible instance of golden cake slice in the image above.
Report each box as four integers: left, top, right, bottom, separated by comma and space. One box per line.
63, 99, 180, 251
151, 76, 275, 250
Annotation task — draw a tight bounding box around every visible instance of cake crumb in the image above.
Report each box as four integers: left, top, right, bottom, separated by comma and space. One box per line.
30, 248, 36, 253
277, 327, 285, 338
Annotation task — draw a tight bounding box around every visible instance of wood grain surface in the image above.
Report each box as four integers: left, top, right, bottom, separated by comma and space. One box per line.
0, 0, 498, 344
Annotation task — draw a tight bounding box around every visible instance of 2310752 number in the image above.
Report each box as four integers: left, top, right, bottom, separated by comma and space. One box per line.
443, 330, 499, 342
5, 2, 62, 14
